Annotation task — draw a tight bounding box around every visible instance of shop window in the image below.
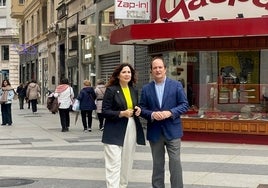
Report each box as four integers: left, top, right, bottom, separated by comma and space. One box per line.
1, 45, 9, 60
218, 51, 260, 105
165, 50, 268, 122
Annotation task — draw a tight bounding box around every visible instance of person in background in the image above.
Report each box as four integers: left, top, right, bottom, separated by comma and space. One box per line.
77, 80, 96, 132
94, 79, 106, 131
0, 80, 15, 126
139, 56, 189, 188
26, 80, 40, 114
24, 81, 30, 109
16, 83, 26, 109
102, 63, 145, 188
54, 78, 74, 132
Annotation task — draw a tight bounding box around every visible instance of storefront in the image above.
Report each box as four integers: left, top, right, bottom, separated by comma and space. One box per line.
110, 0, 268, 135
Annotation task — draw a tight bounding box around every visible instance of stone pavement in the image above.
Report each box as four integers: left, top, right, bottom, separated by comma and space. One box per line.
0, 100, 268, 187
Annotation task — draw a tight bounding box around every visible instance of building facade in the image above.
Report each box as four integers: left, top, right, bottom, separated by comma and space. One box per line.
11, 0, 138, 99
0, 0, 20, 87
111, 0, 268, 135
11, 0, 49, 103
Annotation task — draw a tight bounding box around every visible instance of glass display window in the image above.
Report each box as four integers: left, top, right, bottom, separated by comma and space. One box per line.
165, 50, 268, 122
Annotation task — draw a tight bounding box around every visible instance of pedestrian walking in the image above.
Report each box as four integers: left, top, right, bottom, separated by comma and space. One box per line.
77, 80, 96, 132
102, 63, 145, 188
16, 83, 26, 109
54, 78, 74, 132
95, 79, 106, 131
24, 81, 31, 109
139, 56, 189, 188
26, 80, 40, 114
0, 79, 15, 126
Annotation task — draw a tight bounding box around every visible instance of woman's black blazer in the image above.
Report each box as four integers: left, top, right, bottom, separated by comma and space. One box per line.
101, 85, 145, 146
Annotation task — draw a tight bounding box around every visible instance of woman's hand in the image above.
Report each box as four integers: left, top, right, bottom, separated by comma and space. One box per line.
119, 109, 134, 118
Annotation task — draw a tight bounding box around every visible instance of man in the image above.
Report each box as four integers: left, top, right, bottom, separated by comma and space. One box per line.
139, 56, 189, 188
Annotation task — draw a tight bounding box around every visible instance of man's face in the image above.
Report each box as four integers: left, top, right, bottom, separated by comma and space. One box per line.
151, 58, 166, 83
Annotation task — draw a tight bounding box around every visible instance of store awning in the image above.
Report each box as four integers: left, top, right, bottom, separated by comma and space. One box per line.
110, 17, 268, 45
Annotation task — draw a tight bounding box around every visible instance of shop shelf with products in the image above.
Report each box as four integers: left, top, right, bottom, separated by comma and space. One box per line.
218, 84, 259, 104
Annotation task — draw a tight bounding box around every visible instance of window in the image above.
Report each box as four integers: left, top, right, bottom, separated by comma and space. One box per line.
19, 0, 25, 5
0, 0, 6, 6
99, 6, 115, 41
1, 45, 9, 60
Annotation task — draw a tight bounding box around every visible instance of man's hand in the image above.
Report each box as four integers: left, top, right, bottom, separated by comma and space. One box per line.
152, 110, 172, 121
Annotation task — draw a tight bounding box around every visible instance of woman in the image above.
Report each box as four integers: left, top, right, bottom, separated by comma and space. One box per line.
102, 63, 145, 188
26, 80, 40, 113
0, 80, 15, 126
77, 80, 96, 132
94, 79, 106, 131
16, 83, 26, 109
54, 78, 74, 132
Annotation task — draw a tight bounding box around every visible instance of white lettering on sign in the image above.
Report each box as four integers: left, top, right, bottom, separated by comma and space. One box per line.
155, 0, 268, 22
115, 0, 151, 20
127, 10, 147, 19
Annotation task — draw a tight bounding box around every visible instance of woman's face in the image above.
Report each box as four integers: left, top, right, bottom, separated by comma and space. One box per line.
3, 81, 8, 86
118, 66, 132, 85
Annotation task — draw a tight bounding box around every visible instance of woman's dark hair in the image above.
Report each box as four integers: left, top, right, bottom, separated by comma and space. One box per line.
60, 78, 69, 84
1, 79, 11, 87
107, 63, 137, 87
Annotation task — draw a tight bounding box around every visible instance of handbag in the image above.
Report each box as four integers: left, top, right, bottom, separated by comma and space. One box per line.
0, 90, 8, 104
69, 104, 73, 111
72, 99, 80, 111
50, 97, 59, 113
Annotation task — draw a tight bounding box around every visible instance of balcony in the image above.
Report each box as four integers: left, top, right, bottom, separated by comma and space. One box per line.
10, 0, 25, 20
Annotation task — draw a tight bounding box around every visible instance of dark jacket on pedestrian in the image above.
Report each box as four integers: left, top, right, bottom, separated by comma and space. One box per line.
16, 84, 26, 98
77, 87, 96, 110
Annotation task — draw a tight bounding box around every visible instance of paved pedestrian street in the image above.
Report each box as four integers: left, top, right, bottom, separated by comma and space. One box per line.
0, 101, 268, 187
